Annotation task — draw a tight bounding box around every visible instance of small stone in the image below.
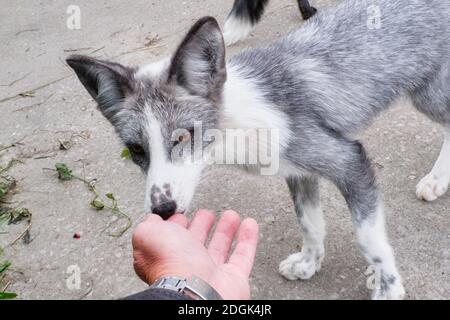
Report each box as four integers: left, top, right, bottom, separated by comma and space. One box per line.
264, 214, 275, 224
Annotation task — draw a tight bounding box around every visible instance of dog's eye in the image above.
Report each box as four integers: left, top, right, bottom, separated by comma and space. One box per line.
173, 130, 192, 147
178, 133, 190, 143
130, 144, 144, 155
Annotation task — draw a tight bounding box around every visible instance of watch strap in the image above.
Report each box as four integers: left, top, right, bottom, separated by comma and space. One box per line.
150, 275, 223, 300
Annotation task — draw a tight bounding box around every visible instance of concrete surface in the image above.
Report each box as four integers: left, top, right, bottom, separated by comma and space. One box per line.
0, 0, 448, 300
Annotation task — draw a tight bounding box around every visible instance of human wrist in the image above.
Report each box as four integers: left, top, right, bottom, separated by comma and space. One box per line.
149, 275, 223, 300
146, 261, 215, 285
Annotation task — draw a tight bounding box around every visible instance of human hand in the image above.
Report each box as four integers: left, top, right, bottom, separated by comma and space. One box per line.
132, 210, 259, 300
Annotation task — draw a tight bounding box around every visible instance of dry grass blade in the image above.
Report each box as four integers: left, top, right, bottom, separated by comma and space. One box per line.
0, 72, 32, 87
0, 75, 71, 104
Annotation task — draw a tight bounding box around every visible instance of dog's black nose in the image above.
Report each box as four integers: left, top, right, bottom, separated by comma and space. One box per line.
152, 201, 177, 220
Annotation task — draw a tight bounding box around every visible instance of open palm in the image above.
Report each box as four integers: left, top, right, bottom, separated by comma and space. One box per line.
132, 210, 259, 300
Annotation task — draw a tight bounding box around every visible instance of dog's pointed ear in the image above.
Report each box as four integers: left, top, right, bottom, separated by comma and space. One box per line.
169, 17, 226, 100
66, 55, 135, 120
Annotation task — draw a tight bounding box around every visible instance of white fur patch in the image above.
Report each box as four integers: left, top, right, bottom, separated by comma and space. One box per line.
299, 204, 326, 248
223, 15, 254, 46
279, 251, 322, 280
355, 204, 405, 300
136, 57, 171, 80
416, 127, 450, 201
220, 66, 292, 176
279, 203, 326, 281
143, 107, 204, 213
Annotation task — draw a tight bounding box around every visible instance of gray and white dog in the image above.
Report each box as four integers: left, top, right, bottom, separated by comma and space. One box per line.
67, 0, 450, 300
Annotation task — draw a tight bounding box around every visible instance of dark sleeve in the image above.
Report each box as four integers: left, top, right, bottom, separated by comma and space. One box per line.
122, 288, 194, 300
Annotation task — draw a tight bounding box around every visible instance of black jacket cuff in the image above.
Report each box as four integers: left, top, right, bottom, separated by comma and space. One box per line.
122, 288, 194, 300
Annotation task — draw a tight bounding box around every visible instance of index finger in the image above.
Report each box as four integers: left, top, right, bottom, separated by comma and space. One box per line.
188, 209, 216, 244
227, 218, 259, 277
168, 213, 189, 228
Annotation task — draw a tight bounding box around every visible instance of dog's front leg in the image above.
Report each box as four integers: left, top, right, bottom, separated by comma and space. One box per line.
282, 135, 405, 299
332, 140, 405, 300
279, 175, 326, 280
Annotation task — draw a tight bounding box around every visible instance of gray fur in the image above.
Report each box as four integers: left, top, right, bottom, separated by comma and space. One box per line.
286, 175, 324, 263
228, 0, 449, 223
231, 0, 449, 134
169, 17, 227, 101
286, 175, 320, 218
227, 0, 449, 296
67, 18, 222, 174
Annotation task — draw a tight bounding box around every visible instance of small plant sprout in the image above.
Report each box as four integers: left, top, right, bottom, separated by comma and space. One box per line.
55, 162, 74, 181
0, 251, 17, 300
46, 163, 132, 237
120, 147, 131, 160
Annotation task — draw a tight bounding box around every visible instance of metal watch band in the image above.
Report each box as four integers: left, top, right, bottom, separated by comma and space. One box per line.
150, 275, 223, 300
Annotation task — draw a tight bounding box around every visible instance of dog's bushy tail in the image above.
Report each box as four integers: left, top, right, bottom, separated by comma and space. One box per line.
223, 0, 317, 46
229, 0, 269, 25
223, 0, 269, 46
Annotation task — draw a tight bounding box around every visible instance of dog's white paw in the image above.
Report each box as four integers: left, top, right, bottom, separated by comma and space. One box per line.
372, 281, 406, 300
416, 173, 449, 202
279, 251, 323, 281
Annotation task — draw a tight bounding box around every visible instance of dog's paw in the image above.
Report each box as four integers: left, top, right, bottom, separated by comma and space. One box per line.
279, 251, 323, 281
301, 7, 317, 20
416, 173, 449, 202
371, 281, 406, 300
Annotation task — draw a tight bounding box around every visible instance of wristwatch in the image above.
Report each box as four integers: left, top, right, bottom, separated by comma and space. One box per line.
149, 275, 223, 300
